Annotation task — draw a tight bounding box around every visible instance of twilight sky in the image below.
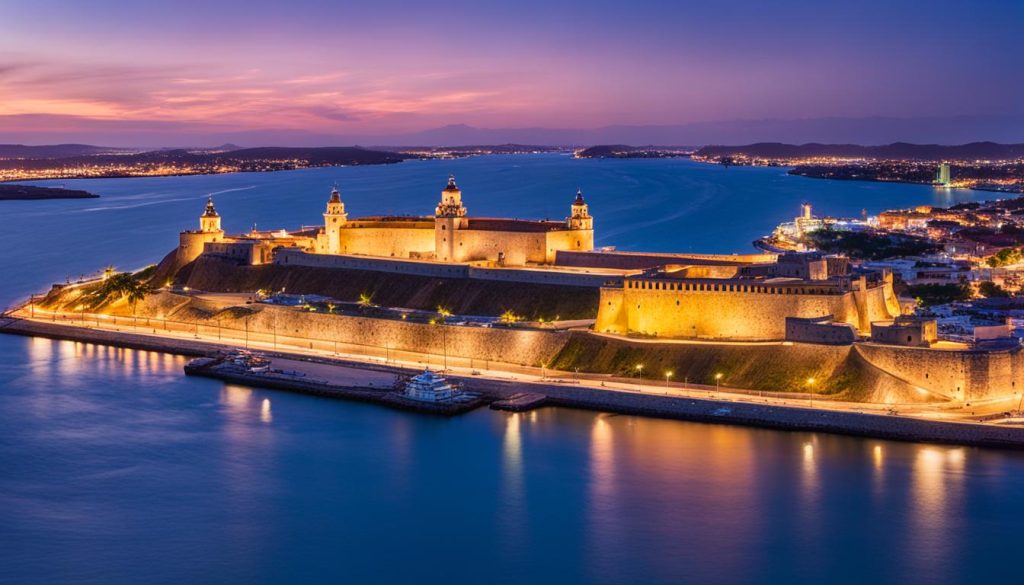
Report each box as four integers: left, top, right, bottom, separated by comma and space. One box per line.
0, 0, 1021, 146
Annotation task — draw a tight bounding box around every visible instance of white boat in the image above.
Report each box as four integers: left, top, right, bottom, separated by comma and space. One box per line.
403, 370, 460, 402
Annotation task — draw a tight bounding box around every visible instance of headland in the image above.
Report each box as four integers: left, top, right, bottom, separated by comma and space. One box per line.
0, 184, 98, 200
7, 173, 1024, 447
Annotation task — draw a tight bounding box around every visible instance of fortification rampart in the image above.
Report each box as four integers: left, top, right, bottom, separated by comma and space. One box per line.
336, 225, 436, 258
595, 274, 899, 341
854, 342, 1024, 402
785, 316, 856, 345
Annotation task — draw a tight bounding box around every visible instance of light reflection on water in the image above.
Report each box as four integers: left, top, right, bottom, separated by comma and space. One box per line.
2, 334, 1023, 584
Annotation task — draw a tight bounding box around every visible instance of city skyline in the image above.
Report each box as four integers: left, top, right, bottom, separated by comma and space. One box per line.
1, 0, 1022, 146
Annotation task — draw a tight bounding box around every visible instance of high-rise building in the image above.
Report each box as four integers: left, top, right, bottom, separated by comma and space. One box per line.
935, 162, 951, 186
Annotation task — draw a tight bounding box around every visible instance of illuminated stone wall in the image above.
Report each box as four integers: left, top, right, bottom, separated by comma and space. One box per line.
337, 226, 436, 258
854, 343, 1024, 402
177, 230, 223, 266
450, 229, 548, 265
595, 279, 900, 341
248, 305, 570, 367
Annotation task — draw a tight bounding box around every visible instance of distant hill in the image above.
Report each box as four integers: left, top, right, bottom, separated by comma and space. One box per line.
0, 185, 98, 201
0, 146, 409, 172
576, 145, 635, 158
576, 144, 692, 159
695, 142, 1024, 161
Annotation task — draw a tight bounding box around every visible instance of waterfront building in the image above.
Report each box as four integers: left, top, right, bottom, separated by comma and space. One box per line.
935, 162, 952, 186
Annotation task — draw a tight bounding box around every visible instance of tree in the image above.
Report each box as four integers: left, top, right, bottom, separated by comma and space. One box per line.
986, 248, 1021, 268
978, 281, 1010, 298
358, 292, 374, 307
98, 272, 151, 316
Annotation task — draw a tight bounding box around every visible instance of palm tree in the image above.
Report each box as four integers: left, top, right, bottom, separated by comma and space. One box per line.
124, 279, 150, 320
97, 272, 151, 319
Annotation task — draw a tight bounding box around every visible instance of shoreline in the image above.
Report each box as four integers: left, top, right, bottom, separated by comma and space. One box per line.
4, 315, 1024, 449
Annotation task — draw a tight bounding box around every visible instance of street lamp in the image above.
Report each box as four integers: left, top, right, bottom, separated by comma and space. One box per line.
635, 364, 644, 390
665, 370, 673, 384
807, 377, 816, 407
714, 372, 723, 394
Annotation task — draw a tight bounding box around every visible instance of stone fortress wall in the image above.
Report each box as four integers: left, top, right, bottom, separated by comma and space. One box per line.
785, 316, 857, 345
595, 275, 901, 341
854, 342, 1024, 402
334, 222, 436, 259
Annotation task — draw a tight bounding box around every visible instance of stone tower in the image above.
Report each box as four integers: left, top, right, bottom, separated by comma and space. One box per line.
435, 175, 468, 262
322, 186, 348, 254
177, 196, 225, 266
568, 189, 592, 230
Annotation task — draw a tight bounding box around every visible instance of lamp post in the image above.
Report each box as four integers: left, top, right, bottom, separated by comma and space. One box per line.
665, 370, 673, 384
714, 372, 723, 396
635, 364, 644, 391
436, 307, 451, 372
807, 377, 816, 408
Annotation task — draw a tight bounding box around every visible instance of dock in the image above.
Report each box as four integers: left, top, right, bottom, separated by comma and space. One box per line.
491, 392, 547, 412
185, 353, 487, 416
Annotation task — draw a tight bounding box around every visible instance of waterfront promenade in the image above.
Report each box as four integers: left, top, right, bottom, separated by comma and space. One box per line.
4, 305, 1024, 448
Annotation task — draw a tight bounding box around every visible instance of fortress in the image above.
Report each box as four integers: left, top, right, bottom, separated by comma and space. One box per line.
174, 178, 908, 344
177, 175, 594, 268
31, 179, 1024, 405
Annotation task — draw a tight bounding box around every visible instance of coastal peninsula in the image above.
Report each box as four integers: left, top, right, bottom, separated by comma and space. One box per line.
0, 184, 99, 200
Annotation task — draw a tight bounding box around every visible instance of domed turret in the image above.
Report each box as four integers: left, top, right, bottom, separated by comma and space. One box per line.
325, 185, 346, 217
436, 174, 466, 217
200, 196, 221, 232
322, 185, 348, 254
568, 188, 592, 230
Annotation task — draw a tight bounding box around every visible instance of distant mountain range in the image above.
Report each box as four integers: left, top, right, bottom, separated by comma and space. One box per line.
6, 114, 1024, 148
695, 142, 1024, 161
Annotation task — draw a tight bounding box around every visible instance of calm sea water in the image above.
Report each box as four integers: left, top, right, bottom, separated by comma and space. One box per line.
1, 155, 1021, 584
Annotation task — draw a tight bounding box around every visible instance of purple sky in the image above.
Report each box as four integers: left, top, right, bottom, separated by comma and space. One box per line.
1, 0, 1021, 146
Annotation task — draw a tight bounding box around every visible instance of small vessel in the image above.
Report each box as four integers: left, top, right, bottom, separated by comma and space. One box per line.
403, 369, 461, 402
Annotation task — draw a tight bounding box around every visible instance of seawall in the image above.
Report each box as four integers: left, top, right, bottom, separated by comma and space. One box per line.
4, 316, 1024, 449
